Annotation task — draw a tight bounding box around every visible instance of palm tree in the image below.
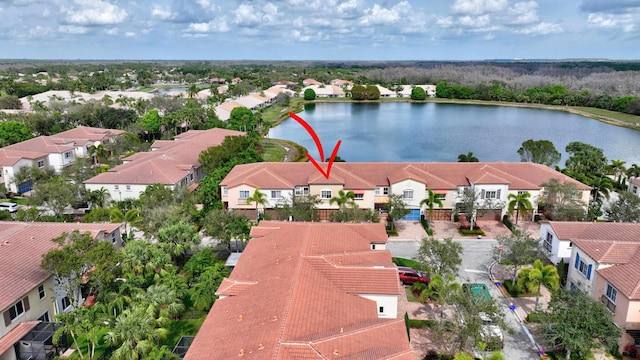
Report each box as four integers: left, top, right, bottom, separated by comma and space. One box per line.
607, 159, 627, 185
191, 263, 230, 311
590, 175, 613, 203
187, 84, 198, 99
156, 220, 201, 264
458, 151, 479, 162
136, 284, 185, 324
420, 189, 444, 219
105, 308, 169, 360
507, 192, 533, 225
329, 189, 356, 210
517, 259, 559, 310
88, 144, 109, 165
627, 163, 640, 179
110, 208, 144, 241
89, 187, 108, 209
246, 188, 268, 221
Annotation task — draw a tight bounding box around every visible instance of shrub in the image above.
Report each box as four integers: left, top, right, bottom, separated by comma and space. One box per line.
303, 88, 316, 100
502, 215, 514, 232
459, 229, 485, 236
503, 279, 528, 297
421, 218, 434, 236
411, 87, 427, 100
526, 312, 543, 323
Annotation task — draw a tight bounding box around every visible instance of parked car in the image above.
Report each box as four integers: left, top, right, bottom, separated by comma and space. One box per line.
0, 202, 18, 213
397, 267, 429, 285
478, 312, 504, 346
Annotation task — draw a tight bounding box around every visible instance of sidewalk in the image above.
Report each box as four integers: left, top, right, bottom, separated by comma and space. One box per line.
490, 263, 552, 321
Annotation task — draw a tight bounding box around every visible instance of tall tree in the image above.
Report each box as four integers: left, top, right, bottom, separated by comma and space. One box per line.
110, 208, 144, 241
565, 141, 608, 177
420, 189, 444, 219
507, 191, 533, 225
606, 191, 640, 222
156, 219, 201, 264
29, 177, 76, 218
415, 237, 463, 278
626, 163, 640, 179
540, 289, 620, 360
191, 263, 230, 311
458, 151, 479, 162
517, 259, 559, 310
202, 210, 251, 251
538, 179, 586, 221
495, 230, 542, 283
607, 159, 627, 186
410, 86, 427, 100
384, 194, 410, 230
517, 139, 561, 166
329, 189, 356, 211
105, 308, 169, 360
589, 175, 613, 203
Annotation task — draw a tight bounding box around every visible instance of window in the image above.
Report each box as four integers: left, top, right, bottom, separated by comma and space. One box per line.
482, 190, 499, 199
295, 186, 309, 196
61, 296, 71, 311
125, 185, 131, 191
38, 285, 46, 299
114, 185, 119, 190
634, 186, 638, 193
321, 190, 332, 199
7, 299, 26, 323
111, 232, 117, 244
37, 160, 45, 168
189, 173, 194, 181
37, 311, 50, 322
271, 190, 282, 199
354, 193, 364, 200
403, 190, 413, 199
435, 194, 446, 201
375, 188, 380, 195
64, 151, 72, 159
575, 252, 592, 280
239, 190, 249, 199
379, 306, 384, 313
222, 187, 228, 196
383, 187, 389, 195
543, 233, 553, 253
605, 284, 617, 304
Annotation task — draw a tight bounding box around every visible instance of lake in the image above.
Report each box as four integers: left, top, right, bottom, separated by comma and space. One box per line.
268, 102, 640, 166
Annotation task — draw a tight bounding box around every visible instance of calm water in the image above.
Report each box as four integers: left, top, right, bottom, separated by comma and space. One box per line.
268, 102, 640, 165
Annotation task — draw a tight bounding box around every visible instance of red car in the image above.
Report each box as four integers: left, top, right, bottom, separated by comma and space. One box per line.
397, 267, 429, 285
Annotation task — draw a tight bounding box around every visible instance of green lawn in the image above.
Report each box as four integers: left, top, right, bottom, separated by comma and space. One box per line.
261, 141, 286, 162
392, 257, 422, 269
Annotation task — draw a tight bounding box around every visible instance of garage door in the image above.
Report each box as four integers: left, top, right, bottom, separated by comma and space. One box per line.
399, 209, 421, 221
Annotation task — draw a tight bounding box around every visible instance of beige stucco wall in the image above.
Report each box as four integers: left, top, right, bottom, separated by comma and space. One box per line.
310, 184, 344, 209
0, 278, 56, 338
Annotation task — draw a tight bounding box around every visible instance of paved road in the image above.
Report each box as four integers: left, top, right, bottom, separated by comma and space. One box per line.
387, 239, 540, 360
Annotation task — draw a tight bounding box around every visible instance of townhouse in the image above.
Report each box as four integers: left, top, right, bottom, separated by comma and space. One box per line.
0, 222, 122, 360
220, 162, 590, 221
628, 177, 640, 197
0, 126, 124, 193
84, 128, 245, 201
301, 84, 346, 98
541, 222, 640, 350
213, 85, 294, 121
184, 221, 414, 359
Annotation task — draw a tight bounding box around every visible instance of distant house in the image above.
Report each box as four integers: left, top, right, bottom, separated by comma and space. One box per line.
301, 84, 345, 98
302, 78, 322, 87
0, 222, 122, 360
231, 78, 242, 85
628, 177, 640, 197
84, 128, 245, 201
208, 77, 226, 84
0, 126, 124, 193
546, 222, 640, 350
330, 79, 354, 89
184, 221, 414, 360
398, 85, 437, 98
374, 85, 396, 98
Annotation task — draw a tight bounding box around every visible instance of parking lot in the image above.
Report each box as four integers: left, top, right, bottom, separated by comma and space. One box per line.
388, 220, 542, 359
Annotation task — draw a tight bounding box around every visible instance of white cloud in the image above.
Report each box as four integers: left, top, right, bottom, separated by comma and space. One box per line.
185, 19, 230, 33
234, 3, 278, 27
125, 31, 135, 37
104, 27, 118, 35
65, 0, 127, 26
587, 12, 636, 32
360, 1, 411, 26
151, 5, 175, 20
58, 24, 88, 34
451, 0, 508, 15
506, 1, 539, 25
515, 22, 563, 35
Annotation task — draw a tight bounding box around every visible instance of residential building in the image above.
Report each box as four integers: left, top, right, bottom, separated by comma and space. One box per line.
184, 221, 414, 360
301, 84, 345, 98
546, 222, 640, 350
330, 79, 354, 89
302, 78, 322, 86
0, 126, 124, 193
398, 85, 437, 98
628, 177, 640, 197
221, 162, 590, 221
373, 85, 396, 98
0, 222, 122, 360
84, 128, 245, 201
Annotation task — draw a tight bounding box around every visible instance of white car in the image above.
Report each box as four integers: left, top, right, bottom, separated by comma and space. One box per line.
0, 202, 18, 213
478, 312, 504, 346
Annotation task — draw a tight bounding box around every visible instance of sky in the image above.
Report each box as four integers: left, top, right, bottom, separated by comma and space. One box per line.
0, 0, 639, 60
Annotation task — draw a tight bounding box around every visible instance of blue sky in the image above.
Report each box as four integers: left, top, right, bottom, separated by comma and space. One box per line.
1, 0, 639, 60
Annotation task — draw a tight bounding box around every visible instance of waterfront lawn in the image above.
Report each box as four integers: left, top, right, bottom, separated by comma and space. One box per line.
261, 140, 286, 161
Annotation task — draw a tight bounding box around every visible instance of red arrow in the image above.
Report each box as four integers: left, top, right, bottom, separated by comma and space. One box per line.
289, 112, 342, 179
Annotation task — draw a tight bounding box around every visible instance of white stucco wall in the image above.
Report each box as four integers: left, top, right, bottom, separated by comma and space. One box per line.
358, 294, 399, 319
539, 223, 573, 265
391, 179, 425, 209
0, 278, 56, 339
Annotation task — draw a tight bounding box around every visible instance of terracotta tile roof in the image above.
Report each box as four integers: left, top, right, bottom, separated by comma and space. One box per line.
0, 222, 122, 312
572, 239, 640, 264
51, 126, 125, 143
630, 178, 640, 186
548, 222, 640, 243
84, 128, 244, 186
5, 136, 73, 154
598, 250, 640, 300
185, 221, 413, 360
221, 162, 588, 192
0, 321, 39, 355
0, 149, 48, 166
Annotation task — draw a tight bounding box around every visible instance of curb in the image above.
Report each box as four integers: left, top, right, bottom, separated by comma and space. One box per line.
488, 260, 544, 356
